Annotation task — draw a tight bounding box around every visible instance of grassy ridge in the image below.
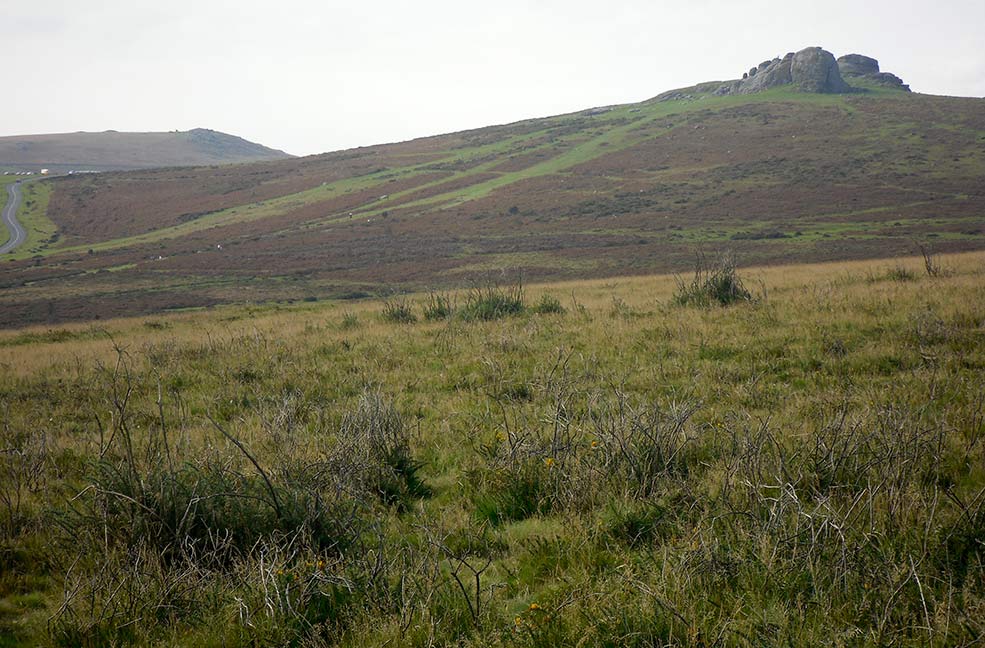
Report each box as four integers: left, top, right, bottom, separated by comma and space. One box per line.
1, 252, 983, 646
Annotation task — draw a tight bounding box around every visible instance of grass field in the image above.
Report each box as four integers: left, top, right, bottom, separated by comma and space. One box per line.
1, 251, 982, 646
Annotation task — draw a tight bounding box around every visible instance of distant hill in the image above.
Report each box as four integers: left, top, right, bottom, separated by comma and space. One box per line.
0, 128, 292, 172
1, 46, 984, 326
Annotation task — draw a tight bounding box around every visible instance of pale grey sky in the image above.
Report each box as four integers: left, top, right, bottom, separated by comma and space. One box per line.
5, 0, 984, 156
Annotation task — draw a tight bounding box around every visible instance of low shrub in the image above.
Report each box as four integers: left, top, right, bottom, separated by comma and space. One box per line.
587, 395, 702, 498
469, 424, 569, 524
61, 455, 363, 565
334, 391, 431, 509
918, 243, 952, 278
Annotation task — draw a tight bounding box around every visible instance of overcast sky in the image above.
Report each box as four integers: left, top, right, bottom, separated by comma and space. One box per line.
6, 0, 984, 156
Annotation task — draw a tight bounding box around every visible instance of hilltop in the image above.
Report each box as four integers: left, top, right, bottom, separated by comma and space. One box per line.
0, 128, 292, 173
705, 46, 910, 96
0, 47, 983, 326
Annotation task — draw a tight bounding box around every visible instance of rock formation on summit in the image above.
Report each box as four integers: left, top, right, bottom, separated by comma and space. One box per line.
792, 48, 851, 93
716, 47, 850, 95
837, 54, 880, 76
836, 54, 910, 91
712, 47, 909, 96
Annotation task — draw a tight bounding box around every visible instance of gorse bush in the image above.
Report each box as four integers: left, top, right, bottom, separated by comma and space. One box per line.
468, 391, 703, 523
335, 391, 431, 508
49, 546, 213, 648
587, 395, 701, 498
0, 427, 47, 540
674, 252, 752, 306
61, 457, 363, 564
47, 381, 432, 646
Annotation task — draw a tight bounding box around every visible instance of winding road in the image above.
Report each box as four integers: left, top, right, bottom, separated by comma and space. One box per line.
1, 181, 27, 255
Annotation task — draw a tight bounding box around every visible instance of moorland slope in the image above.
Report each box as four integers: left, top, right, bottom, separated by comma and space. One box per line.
1, 48, 983, 326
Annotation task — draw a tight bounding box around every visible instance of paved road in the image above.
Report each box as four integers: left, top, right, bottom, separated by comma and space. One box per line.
0, 181, 27, 255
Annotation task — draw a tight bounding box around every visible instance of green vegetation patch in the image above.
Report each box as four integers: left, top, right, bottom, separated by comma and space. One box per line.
2, 180, 57, 259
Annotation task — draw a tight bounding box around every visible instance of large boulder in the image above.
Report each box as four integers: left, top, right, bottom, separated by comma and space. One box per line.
791, 47, 850, 93
871, 72, 909, 90
740, 57, 793, 93
837, 54, 910, 91
837, 54, 880, 76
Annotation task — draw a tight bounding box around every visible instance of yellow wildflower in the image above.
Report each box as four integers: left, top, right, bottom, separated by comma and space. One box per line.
544, 457, 555, 468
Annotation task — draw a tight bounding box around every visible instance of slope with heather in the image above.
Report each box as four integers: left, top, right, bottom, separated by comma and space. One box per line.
1, 64, 984, 326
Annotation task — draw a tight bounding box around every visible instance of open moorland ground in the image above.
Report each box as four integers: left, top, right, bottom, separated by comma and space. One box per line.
1, 81, 984, 327
1, 251, 983, 646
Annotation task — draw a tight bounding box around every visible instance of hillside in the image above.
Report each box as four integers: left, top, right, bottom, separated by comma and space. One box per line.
1, 47, 984, 326
0, 128, 292, 173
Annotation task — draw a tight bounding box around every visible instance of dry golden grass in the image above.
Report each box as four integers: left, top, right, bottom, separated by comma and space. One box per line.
1, 251, 983, 646
3, 250, 981, 376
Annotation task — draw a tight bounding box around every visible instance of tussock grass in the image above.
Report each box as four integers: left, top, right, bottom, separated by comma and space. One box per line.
0, 251, 984, 646
673, 252, 752, 306
531, 294, 565, 315
380, 296, 417, 323
460, 281, 526, 321
422, 291, 454, 321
